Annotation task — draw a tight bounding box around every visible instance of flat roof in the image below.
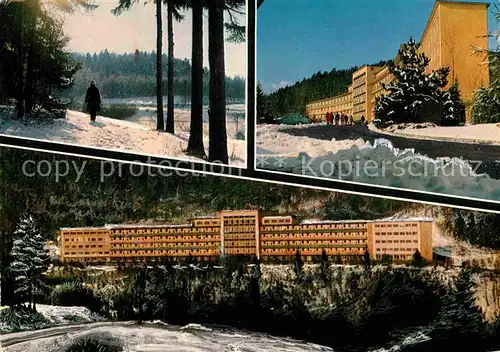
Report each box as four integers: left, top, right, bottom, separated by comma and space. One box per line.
436, 0, 489, 7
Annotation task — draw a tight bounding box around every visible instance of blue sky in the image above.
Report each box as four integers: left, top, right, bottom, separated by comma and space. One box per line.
257, 0, 499, 93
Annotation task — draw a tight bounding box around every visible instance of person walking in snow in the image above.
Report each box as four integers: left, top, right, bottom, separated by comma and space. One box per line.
85, 80, 101, 122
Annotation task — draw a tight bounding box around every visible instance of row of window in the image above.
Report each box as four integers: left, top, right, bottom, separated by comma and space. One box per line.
375, 247, 418, 252
64, 237, 105, 242
375, 223, 418, 228
262, 219, 293, 225
375, 232, 418, 236
375, 239, 418, 244
65, 244, 105, 249
374, 254, 413, 260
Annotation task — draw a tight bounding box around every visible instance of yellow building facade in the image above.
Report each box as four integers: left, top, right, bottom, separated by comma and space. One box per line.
58, 211, 434, 264
304, 0, 489, 123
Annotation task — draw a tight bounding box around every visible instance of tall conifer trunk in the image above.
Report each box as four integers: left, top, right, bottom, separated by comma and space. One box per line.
156, 0, 165, 131
187, 0, 205, 157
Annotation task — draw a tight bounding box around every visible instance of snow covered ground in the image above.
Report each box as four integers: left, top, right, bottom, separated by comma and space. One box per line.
256, 123, 500, 201
3, 323, 334, 352
371, 122, 500, 144
0, 107, 246, 166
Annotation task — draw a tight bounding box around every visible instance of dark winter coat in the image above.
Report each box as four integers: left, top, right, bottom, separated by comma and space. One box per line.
85, 85, 101, 113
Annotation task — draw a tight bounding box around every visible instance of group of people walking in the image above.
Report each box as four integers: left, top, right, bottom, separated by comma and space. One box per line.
325, 111, 353, 126
324, 112, 367, 126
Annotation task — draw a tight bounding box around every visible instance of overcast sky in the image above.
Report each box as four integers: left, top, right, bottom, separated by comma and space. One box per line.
60, 1, 247, 77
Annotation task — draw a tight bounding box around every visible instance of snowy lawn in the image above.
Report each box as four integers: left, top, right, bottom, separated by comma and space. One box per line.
0, 304, 104, 333
371, 122, 500, 144
256, 123, 500, 201
0, 109, 245, 166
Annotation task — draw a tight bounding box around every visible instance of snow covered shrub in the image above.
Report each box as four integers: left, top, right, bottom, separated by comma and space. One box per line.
0, 306, 52, 333
62, 332, 124, 352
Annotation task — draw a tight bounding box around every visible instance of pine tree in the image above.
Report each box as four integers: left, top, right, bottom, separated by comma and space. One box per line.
294, 249, 303, 282
433, 264, 486, 343
257, 81, 272, 123
363, 249, 371, 271
412, 249, 425, 267
320, 249, 329, 282
441, 81, 466, 126
374, 37, 450, 125
7, 214, 49, 312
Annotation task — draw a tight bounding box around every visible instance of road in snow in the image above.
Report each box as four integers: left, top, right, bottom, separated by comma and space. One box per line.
0, 108, 245, 166
2, 323, 334, 352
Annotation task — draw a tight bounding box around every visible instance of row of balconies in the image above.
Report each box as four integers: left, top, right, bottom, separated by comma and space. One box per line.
108, 250, 220, 257
110, 227, 193, 235
110, 237, 220, 244
110, 229, 220, 239
262, 243, 367, 249
261, 234, 367, 240
63, 251, 109, 256
261, 249, 365, 255
110, 245, 217, 251
262, 223, 368, 230
260, 228, 367, 234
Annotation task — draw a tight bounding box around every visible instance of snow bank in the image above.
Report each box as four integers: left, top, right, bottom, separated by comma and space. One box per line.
257, 123, 369, 157
257, 124, 500, 201
0, 304, 103, 333
35, 304, 102, 325
373, 121, 500, 145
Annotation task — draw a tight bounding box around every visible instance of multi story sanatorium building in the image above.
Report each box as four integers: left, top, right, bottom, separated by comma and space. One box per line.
304, 0, 490, 123
57, 210, 434, 264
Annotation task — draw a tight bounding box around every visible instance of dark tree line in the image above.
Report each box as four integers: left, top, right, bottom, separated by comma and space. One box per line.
64, 51, 245, 103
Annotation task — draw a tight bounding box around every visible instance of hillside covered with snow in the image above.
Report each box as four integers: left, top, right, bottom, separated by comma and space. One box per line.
0, 109, 245, 166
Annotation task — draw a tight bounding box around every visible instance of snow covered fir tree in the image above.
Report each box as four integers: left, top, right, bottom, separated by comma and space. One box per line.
7, 214, 50, 312
374, 37, 466, 127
